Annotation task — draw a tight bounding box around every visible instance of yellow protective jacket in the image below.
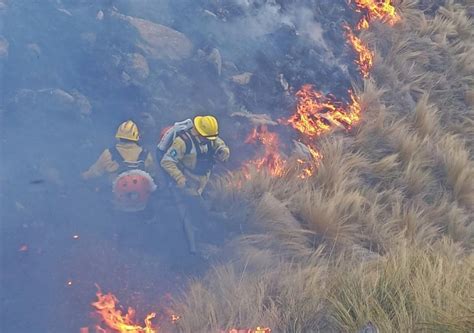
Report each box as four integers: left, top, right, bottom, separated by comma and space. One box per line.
82, 142, 154, 181
160, 131, 229, 195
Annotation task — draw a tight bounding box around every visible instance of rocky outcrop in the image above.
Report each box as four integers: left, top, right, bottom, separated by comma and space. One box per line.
13, 88, 91, 116
111, 11, 193, 61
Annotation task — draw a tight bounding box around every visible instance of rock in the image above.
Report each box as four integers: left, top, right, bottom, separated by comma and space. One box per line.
0, 36, 9, 58
202, 9, 218, 19
111, 11, 193, 61
71, 90, 92, 116
231, 72, 253, 85
207, 48, 222, 76
278, 73, 290, 91
40, 88, 75, 106
292, 140, 314, 160
231, 110, 278, 126
14, 88, 91, 116
123, 53, 150, 83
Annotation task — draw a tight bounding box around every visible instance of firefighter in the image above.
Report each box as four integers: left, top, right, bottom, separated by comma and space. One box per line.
82, 120, 157, 213
160, 115, 229, 194
159, 115, 230, 253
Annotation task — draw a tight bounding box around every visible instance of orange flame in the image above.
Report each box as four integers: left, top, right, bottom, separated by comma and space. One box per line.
352, 0, 400, 26
287, 85, 361, 138
92, 289, 157, 333
243, 125, 286, 177
297, 144, 323, 179
344, 26, 374, 78
356, 16, 370, 30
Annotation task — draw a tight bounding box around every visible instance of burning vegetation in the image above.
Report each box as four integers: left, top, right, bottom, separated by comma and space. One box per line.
92, 289, 157, 333
173, 0, 473, 332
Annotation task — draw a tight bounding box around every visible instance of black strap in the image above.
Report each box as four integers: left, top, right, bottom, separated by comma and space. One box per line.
109, 145, 147, 173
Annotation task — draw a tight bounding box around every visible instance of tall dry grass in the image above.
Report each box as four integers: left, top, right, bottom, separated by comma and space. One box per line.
173, 1, 474, 331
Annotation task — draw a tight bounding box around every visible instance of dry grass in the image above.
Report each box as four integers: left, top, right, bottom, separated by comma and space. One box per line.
174, 1, 474, 331
328, 240, 474, 333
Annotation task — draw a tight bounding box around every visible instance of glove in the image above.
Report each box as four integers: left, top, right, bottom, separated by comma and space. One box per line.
176, 177, 186, 189
215, 146, 230, 162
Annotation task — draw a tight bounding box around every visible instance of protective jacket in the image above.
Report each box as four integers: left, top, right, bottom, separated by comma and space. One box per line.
160, 131, 229, 195
82, 142, 154, 180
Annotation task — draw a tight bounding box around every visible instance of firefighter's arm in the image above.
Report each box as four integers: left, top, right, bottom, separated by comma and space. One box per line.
160, 137, 187, 186
214, 138, 230, 162
81, 149, 118, 180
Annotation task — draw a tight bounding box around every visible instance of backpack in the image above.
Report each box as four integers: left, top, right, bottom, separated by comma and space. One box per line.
156, 119, 216, 175
109, 145, 148, 174
157, 119, 193, 153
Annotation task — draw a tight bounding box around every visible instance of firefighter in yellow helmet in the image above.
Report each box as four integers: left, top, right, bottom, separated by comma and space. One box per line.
82, 120, 156, 212
160, 115, 230, 196
159, 115, 230, 254
82, 120, 154, 181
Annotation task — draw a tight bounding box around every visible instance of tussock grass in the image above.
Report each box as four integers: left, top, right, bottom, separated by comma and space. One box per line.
175, 1, 474, 331
328, 241, 474, 333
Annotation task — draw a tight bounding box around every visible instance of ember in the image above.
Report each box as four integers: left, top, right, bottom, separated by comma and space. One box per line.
92, 289, 157, 333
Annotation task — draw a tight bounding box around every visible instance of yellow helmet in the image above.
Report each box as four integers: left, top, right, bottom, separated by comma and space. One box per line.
116, 120, 140, 141
194, 115, 219, 140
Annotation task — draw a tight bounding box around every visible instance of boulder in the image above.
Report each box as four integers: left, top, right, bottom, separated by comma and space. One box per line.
123, 53, 150, 83
231, 72, 253, 85
71, 90, 92, 116
111, 11, 193, 61
207, 48, 222, 76
13, 88, 91, 116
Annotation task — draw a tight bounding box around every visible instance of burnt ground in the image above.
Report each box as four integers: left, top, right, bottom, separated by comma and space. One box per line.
0, 0, 361, 331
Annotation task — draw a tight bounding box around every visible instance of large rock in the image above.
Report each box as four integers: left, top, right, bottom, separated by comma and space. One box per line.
13, 88, 91, 116
111, 11, 193, 61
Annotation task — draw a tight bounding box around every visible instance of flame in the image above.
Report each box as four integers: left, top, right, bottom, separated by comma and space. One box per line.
356, 16, 369, 30
287, 85, 361, 138
352, 0, 400, 26
92, 289, 157, 333
243, 125, 286, 177
344, 26, 374, 78
297, 144, 323, 179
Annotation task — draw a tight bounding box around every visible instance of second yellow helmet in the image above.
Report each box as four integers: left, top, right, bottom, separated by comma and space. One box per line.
193, 115, 219, 140
116, 120, 140, 141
